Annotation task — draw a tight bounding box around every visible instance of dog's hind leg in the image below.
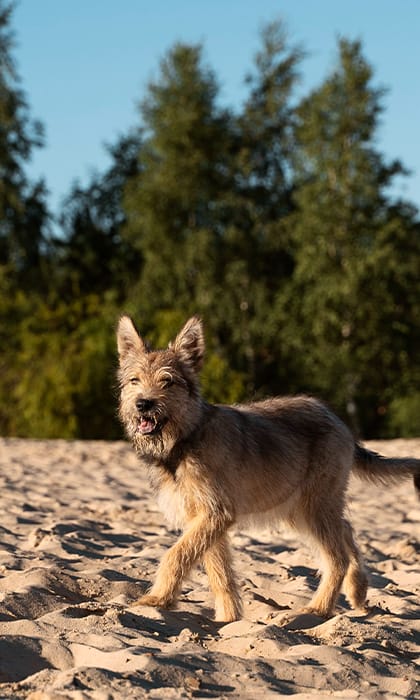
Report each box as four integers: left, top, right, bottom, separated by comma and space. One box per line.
302, 508, 350, 618
342, 519, 368, 609
204, 535, 243, 622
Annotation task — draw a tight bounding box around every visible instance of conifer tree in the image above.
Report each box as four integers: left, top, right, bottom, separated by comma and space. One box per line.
0, 0, 48, 287
57, 132, 142, 298
220, 21, 302, 393
123, 43, 232, 318
0, 0, 50, 434
121, 43, 248, 402
287, 38, 419, 435
121, 30, 303, 399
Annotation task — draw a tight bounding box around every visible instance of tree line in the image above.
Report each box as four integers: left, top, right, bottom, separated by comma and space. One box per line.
0, 2, 419, 439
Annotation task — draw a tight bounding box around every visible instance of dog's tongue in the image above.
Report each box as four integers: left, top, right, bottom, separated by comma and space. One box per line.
138, 418, 156, 435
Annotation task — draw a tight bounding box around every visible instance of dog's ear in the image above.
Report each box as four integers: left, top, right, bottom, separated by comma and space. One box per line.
171, 316, 205, 372
117, 316, 147, 360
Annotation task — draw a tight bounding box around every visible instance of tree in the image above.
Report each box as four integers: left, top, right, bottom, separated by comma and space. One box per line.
2, 16, 418, 439
218, 21, 302, 394
9, 131, 147, 439
121, 31, 304, 401
5, 293, 121, 438
0, 0, 49, 288
286, 38, 420, 435
0, 0, 52, 436
123, 42, 232, 316
56, 132, 142, 299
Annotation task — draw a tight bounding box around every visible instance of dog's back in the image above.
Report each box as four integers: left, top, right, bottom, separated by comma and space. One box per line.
176, 396, 354, 524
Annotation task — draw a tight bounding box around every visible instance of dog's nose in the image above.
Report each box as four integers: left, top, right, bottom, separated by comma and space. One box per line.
136, 398, 155, 413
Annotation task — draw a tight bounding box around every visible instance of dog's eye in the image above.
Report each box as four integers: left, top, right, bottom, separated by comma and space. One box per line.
162, 378, 174, 389
129, 377, 140, 385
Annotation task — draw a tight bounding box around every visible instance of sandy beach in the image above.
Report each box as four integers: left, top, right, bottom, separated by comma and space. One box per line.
0, 437, 418, 699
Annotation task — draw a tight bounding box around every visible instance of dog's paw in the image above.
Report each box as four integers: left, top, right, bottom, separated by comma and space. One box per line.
134, 593, 172, 609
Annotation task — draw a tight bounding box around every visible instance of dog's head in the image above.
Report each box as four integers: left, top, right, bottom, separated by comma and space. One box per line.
117, 315, 205, 458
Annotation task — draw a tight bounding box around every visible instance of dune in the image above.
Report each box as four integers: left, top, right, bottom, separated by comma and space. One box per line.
0, 437, 418, 698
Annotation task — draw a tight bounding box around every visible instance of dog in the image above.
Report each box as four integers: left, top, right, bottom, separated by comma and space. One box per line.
117, 314, 420, 622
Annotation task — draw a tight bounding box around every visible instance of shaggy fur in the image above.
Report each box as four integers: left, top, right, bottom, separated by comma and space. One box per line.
117, 315, 420, 622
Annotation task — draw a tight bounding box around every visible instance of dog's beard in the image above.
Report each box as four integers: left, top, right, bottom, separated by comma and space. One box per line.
127, 401, 169, 438
137, 414, 164, 436
120, 392, 203, 462
121, 406, 174, 459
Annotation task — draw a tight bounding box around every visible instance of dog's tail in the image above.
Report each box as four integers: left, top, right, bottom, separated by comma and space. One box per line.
353, 444, 420, 499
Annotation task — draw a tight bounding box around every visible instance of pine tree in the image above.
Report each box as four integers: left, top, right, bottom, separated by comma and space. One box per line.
121, 28, 305, 399
57, 132, 142, 298
123, 43, 232, 317
0, 0, 50, 434
219, 21, 302, 393
0, 0, 48, 287
287, 38, 419, 435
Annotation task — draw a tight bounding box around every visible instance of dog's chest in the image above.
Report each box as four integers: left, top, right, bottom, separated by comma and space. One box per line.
156, 477, 187, 529
148, 463, 196, 530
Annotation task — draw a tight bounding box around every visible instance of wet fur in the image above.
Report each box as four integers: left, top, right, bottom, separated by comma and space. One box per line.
117, 315, 420, 622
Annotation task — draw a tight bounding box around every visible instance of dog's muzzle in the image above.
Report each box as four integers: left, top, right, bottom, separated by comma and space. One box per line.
135, 398, 166, 436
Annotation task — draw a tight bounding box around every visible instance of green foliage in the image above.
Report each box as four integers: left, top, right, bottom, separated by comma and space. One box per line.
200, 352, 246, 405
217, 21, 301, 393
56, 133, 142, 298
3, 293, 121, 438
387, 394, 420, 438
284, 38, 419, 435
1, 10, 419, 439
0, 265, 27, 434
123, 42, 232, 315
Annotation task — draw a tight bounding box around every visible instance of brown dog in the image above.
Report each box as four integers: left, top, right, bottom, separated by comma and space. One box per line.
117, 315, 420, 622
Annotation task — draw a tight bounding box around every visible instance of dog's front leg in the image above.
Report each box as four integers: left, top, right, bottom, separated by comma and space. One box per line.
136, 511, 230, 610
204, 535, 242, 622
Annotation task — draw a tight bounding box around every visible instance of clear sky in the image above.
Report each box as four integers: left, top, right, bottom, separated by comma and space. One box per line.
13, 0, 420, 216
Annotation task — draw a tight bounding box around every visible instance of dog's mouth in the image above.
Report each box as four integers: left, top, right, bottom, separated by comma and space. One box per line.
136, 414, 166, 436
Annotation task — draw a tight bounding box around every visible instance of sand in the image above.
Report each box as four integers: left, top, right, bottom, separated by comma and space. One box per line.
0, 437, 418, 699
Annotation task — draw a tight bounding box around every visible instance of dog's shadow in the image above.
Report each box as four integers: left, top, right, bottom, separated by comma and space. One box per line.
119, 605, 221, 640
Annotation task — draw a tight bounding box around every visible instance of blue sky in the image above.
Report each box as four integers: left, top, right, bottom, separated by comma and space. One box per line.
13, 0, 420, 216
